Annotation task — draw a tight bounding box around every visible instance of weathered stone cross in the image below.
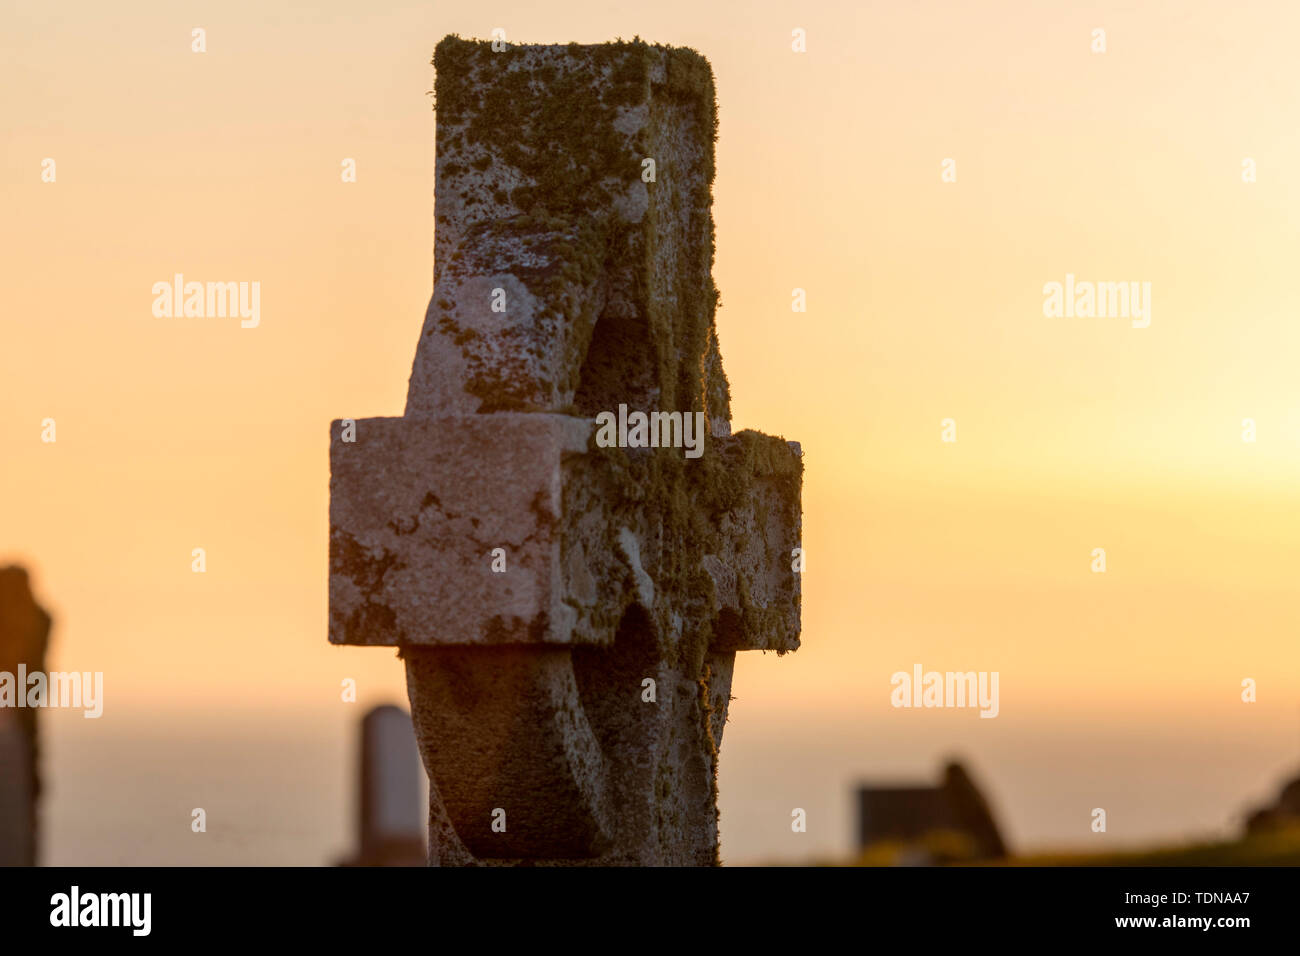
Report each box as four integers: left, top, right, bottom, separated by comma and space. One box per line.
329, 37, 802, 865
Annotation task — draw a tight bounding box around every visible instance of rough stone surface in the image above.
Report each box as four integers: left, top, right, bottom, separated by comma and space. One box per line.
328, 36, 803, 865
330, 414, 590, 647
407, 37, 728, 424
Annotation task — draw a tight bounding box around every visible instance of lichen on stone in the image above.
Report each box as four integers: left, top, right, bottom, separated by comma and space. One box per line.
419, 36, 729, 424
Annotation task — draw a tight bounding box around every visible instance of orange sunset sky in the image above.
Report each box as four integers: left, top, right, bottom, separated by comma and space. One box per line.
3, 0, 1299, 863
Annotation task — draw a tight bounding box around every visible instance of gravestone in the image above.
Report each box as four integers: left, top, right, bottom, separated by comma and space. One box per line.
0, 710, 34, 866
856, 761, 1008, 862
338, 704, 426, 866
329, 37, 803, 865
0, 566, 52, 866
1243, 770, 1300, 835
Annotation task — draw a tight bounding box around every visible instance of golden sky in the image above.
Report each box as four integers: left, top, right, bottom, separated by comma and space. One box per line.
3, 0, 1299, 862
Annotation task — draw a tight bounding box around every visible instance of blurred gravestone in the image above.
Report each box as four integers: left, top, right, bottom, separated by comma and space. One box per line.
0, 711, 34, 865
856, 760, 1008, 863
338, 705, 426, 866
0, 566, 52, 867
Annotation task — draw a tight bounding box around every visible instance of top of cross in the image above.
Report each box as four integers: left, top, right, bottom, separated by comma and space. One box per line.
407, 37, 730, 436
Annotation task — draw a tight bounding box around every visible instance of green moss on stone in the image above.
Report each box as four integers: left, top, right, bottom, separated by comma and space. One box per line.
431, 35, 726, 420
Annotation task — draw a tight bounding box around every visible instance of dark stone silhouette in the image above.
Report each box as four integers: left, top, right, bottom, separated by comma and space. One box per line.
0, 566, 52, 866
856, 759, 1008, 862
337, 705, 426, 866
1244, 771, 1300, 835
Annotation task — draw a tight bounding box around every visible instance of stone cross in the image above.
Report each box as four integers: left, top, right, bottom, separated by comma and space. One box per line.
0, 566, 52, 867
329, 37, 803, 865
